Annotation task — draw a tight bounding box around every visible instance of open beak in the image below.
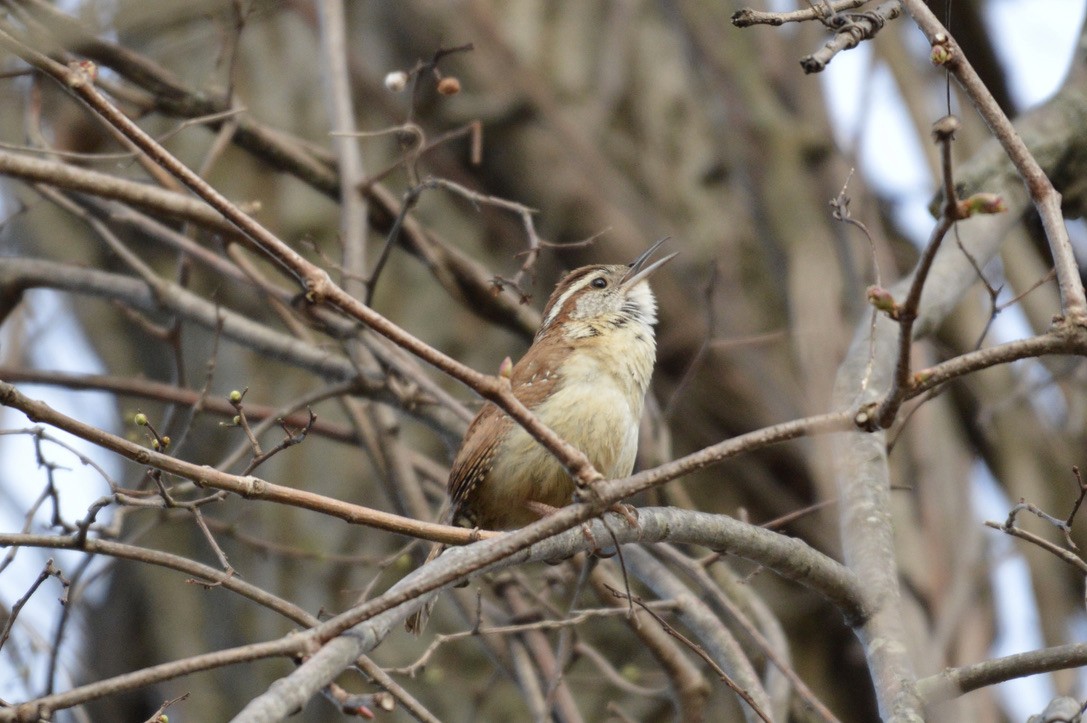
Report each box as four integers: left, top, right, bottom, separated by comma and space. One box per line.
621, 237, 677, 288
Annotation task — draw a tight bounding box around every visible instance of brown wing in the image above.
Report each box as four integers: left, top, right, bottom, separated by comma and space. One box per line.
446, 403, 509, 524
446, 341, 567, 525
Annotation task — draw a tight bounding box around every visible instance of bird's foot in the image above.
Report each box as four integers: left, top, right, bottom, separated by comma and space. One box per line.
608, 502, 639, 528
581, 523, 617, 558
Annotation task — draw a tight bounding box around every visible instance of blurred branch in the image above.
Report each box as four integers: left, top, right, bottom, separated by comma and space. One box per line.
317, 0, 368, 295
497, 582, 584, 723
654, 544, 842, 722
9, 0, 540, 336
0, 532, 439, 722
588, 564, 709, 721
0, 533, 314, 625
620, 545, 771, 723
0, 632, 301, 722
916, 643, 1087, 708
621, 547, 773, 721
0, 148, 240, 234
0, 258, 467, 434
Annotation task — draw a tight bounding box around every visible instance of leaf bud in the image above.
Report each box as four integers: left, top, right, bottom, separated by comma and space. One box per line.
437, 76, 461, 95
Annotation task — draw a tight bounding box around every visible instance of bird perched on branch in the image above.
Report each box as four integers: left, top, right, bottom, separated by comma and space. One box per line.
405, 239, 674, 633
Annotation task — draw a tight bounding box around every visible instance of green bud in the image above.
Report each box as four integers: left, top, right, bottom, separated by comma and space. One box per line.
866, 285, 898, 316
957, 193, 1007, 217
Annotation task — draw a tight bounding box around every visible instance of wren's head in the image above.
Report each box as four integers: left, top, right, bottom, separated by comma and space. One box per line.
537, 239, 676, 341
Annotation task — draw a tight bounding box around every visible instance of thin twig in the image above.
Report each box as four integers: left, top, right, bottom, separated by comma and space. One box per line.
901, 0, 1087, 325
0, 558, 67, 652
867, 115, 963, 431
983, 521, 1087, 576
608, 586, 773, 723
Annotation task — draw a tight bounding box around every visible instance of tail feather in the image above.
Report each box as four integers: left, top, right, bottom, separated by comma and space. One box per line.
404, 542, 445, 635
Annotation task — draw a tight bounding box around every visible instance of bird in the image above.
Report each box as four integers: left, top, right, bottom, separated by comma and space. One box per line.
405, 239, 674, 633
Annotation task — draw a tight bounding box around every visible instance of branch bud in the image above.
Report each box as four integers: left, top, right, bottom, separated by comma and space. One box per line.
499, 356, 513, 379
931, 115, 959, 142
67, 60, 98, 87
913, 369, 933, 386
930, 33, 953, 65
956, 193, 1007, 217
437, 76, 461, 96
866, 285, 900, 318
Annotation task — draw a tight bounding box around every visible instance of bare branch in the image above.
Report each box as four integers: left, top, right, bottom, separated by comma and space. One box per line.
902, 0, 1087, 325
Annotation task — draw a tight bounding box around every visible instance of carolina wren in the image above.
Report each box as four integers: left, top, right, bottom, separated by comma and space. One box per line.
405, 239, 673, 632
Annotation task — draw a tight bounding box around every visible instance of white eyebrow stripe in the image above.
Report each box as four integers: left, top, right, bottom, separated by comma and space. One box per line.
541, 273, 596, 329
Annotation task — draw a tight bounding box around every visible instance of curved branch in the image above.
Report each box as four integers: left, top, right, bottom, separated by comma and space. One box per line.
0, 148, 238, 233
0, 533, 441, 722
0, 508, 857, 722
0, 367, 362, 445
231, 505, 861, 722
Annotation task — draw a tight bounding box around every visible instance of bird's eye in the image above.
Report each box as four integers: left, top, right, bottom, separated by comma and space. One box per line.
590, 277, 608, 289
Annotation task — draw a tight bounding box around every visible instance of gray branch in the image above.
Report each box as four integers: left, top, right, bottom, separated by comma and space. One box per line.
230, 506, 861, 722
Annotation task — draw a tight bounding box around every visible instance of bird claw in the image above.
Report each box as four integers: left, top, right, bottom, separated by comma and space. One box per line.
581, 523, 617, 558
609, 502, 639, 528
582, 504, 639, 557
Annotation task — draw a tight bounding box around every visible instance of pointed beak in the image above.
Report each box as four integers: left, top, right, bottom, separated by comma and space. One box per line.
621, 237, 677, 288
